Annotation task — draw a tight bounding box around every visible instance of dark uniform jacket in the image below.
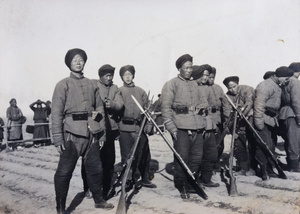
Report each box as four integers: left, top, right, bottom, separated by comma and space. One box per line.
253, 77, 281, 130
279, 76, 300, 123
92, 80, 124, 131
161, 75, 207, 133
51, 73, 105, 146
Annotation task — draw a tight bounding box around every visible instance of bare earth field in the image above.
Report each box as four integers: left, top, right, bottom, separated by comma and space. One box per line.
0, 132, 299, 214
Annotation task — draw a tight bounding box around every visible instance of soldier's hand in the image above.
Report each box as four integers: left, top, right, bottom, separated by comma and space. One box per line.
104, 99, 112, 109
99, 141, 104, 150
57, 144, 65, 155
171, 131, 178, 141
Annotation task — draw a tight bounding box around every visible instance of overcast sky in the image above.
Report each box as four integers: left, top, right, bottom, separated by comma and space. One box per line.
0, 0, 299, 116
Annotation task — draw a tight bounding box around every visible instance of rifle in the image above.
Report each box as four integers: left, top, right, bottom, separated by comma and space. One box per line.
131, 95, 208, 200
224, 94, 287, 179
227, 110, 238, 196
115, 93, 153, 214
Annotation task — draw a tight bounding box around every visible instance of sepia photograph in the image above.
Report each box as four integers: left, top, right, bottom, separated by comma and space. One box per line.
0, 0, 299, 213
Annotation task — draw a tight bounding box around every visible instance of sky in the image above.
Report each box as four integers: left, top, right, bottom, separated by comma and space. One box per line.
0, 0, 299, 117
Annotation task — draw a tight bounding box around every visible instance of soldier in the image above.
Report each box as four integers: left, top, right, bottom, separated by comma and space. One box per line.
222, 76, 256, 176
191, 64, 219, 187
51, 48, 114, 213
253, 67, 294, 179
82, 64, 124, 199
161, 54, 207, 199
118, 65, 156, 189
207, 66, 225, 158
263, 71, 276, 80
278, 64, 300, 172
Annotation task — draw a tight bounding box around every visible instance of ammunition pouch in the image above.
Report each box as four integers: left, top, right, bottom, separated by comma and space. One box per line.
211, 106, 220, 113
265, 108, 278, 118
172, 106, 189, 114
198, 108, 209, 116
122, 117, 141, 126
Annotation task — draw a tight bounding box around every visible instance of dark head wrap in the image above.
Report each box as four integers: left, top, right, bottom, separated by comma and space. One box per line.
175, 54, 193, 69
191, 64, 212, 80
119, 65, 135, 79
263, 71, 275, 80
223, 76, 239, 87
98, 64, 115, 77
288, 62, 300, 73
209, 67, 216, 75
36, 99, 43, 105
9, 98, 16, 104
64, 48, 87, 69
275, 66, 294, 77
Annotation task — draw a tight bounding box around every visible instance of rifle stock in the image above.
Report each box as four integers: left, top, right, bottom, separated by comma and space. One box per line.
224, 94, 287, 179
228, 110, 238, 196
131, 95, 208, 200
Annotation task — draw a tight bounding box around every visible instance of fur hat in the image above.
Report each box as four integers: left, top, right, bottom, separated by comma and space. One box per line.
98, 64, 115, 77
175, 54, 193, 69
119, 65, 135, 79
191, 64, 212, 80
64, 48, 87, 69
223, 76, 239, 86
275, 66, 294, 77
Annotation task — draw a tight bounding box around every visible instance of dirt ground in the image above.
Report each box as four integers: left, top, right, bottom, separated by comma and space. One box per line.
0, 131, 299, 214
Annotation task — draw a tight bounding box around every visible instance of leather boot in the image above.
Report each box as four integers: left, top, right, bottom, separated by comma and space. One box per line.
56, 197, 66, 214
142, 173, 157, 188
200, 171, 220, 187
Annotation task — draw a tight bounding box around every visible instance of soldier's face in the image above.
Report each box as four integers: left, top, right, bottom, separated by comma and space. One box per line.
208, 73, 215, 85
180, 61, 193, 80
227, 81, 239, 95
278, 77, 290, 86
70, 54, 85, 73
100, 73, 113, 86
200, 70, 209, 84
122, 71, 133, 84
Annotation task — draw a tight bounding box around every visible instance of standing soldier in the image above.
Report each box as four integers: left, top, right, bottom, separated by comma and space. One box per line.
253, 67, 294, 179
89, 64, 124, 199
161, 54, 207, 199
207, 66, 225, 159
118, 65, 156, 189
278, 63, 300, 172
0, 117, 4, 151
52, 48, 114, 213
222, 76, 256, 176
191, 64, 219, 187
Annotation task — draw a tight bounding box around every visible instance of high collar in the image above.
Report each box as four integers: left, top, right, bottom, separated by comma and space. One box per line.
177, 74, 193, 81
70, 71, 84, 79
123, 82, 135, 87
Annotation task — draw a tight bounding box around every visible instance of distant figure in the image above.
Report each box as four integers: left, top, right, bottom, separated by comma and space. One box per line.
0, 117, 4, 150
29, 99, 51, 147
6, 98, 26, 142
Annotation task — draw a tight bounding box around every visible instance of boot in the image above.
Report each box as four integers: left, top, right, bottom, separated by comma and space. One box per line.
93, 193, 114, 210
56, 197, 66, 214
289, 159, 300, 173
178, 185, 190, 199
142, 173, 157, 188
200, 171, 220, 187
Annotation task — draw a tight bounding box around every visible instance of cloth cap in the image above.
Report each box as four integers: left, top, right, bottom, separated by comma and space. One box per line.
175, 54, 193, 69
98, 64, 115, 77
64, 48, 87, 69
223, 76, 239, 86
191, 64, 212, 80
119, 65, 135, 79
9, 98, 16, 104
263, 71, 275, 80
288, 62, 300, 73
275, 66, 294, 77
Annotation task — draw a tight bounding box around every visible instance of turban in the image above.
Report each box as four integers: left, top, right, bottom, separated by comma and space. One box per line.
9, 98, 16, 104
175, 54, 193, 69
288, 62, 300, 73
263, 71, 275, 80
98, 64, 115, 77
64, 48, 87, 69
119, 65, 135, 79
275, 66, 294, 77
191, 64, 212, 80
223, 76, 239, 86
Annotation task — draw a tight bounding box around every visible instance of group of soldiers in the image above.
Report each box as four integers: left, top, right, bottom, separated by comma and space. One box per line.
50, 48, 300, 213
